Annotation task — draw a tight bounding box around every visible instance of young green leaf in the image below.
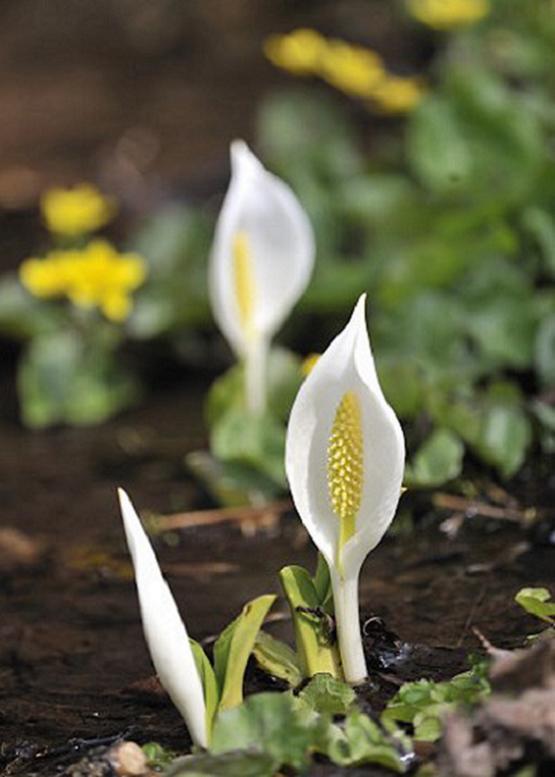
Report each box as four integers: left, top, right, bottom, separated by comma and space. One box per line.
382, 666, 490, 742
190, 640, 220, 737
252, 630, 304, 688
213, 594, 276, 710
210, 692, 317, 773
515, 588, 555, 624
313, 552, 333, 609
299, 673, 356, 715
326, 709, 411, 772
279, 565, 342, 679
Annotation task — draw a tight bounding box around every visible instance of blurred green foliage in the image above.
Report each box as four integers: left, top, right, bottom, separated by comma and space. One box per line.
129, 0, 554, 488
0, 0, 552, 492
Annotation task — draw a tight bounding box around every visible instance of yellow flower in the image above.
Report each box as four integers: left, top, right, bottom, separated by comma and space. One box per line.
370, 75, 427, 114
20, 240, 146, 322
19, 250, 77, 298
264, 29, 424, 115
407, 0, 490, 30
319, 40, 385, 98
264, 28, 327, 75
41, 183, 117, 237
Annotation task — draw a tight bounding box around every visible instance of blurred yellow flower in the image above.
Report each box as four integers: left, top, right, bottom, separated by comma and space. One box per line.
264, 28, 424, 115
264, 28, 327, 75
20, 240, 146, 322
371, 75, 427, 114
319, 41, 385, 98
407, 0, 490, 30
41, 183, 116, 237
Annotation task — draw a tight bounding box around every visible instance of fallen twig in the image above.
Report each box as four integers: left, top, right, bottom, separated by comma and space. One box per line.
433, 493, 538, 526
149, 498, 293, 536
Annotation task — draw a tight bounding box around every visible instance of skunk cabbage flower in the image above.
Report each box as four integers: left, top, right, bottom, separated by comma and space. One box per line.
209, 141, 315, 415
118, 489, 207, 747
285, 295, 405, 683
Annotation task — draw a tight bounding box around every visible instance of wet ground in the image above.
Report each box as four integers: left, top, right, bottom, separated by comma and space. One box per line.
0, 369, 553, 775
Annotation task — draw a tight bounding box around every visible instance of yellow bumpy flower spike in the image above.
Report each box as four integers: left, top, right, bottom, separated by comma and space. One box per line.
328, 391, 364, 571
233, 231, 256, 339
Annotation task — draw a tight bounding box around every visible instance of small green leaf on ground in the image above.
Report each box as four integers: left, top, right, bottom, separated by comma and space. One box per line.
210, 692, 316, 773
299, 673, 356, 716
515, 588, 555, 624
382, 664, 490, 742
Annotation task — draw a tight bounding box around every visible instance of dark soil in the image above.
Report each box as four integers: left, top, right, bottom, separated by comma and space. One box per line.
0, 370, 552, 775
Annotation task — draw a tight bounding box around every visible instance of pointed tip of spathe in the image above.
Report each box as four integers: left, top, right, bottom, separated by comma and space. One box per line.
230, 139, 263, 175
117, 487, 134, 524
348, 293, 368, 337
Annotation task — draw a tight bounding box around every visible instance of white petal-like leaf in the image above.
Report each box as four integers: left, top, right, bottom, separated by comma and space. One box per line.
209, 140, 315, 356
118, 489, 208, 747
285, 295, 405, 574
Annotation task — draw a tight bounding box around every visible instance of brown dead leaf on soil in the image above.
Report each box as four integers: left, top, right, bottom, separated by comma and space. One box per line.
438, 636, 555, 777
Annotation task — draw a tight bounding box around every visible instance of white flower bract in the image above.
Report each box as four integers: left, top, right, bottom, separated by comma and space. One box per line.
285, 294, 405, 682
118, 488, 208, 747
209, 140, 315, 413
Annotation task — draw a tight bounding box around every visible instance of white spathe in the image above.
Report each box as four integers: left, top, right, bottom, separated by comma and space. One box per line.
209, 140, 315, 413
285, 295, 405, 682
118, 489, 207, 747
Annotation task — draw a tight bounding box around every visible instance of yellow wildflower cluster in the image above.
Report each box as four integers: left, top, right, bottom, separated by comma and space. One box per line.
41, 183, 116, 237
264, 29, 426, 114
20, 240, 146, 322
407, 0, 490, 30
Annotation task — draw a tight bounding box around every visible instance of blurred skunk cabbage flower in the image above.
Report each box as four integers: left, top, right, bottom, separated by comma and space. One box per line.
285, 295, 405, 683
118, 489, 207, 747
209, 141, 315, 415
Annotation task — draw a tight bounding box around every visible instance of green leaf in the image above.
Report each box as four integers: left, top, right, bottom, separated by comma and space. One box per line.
206, 347, 302, 428
128, 206, 212, 338
299, 674, 356, 716
166, 751, 277, 777
408, 97, 472, 196
210, 408, 286, 488
465, 296, 538, 370
190, 640, 220, 737
252, 631, 303, 688
142, 742, 176, 770
535, 314, 555, 388
473, 399, 532, 479
326, 710, 410, 772
408, 69, 543, 205
0, 274, 66, 340
515, 588, 555, 624
257, 89, 364, 182
185, 451, 283, 507
17, 329, 136, 428
382, 666, 490, 742
213, 595, 276, 711
210, 692, 316, 773
312, 553, 332, 610
405, 429, 464, 488
279, 565, 341, 679
523, 206, 555, 277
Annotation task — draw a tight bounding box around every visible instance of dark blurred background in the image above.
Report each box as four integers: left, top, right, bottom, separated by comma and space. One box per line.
0, 0, 418, 216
